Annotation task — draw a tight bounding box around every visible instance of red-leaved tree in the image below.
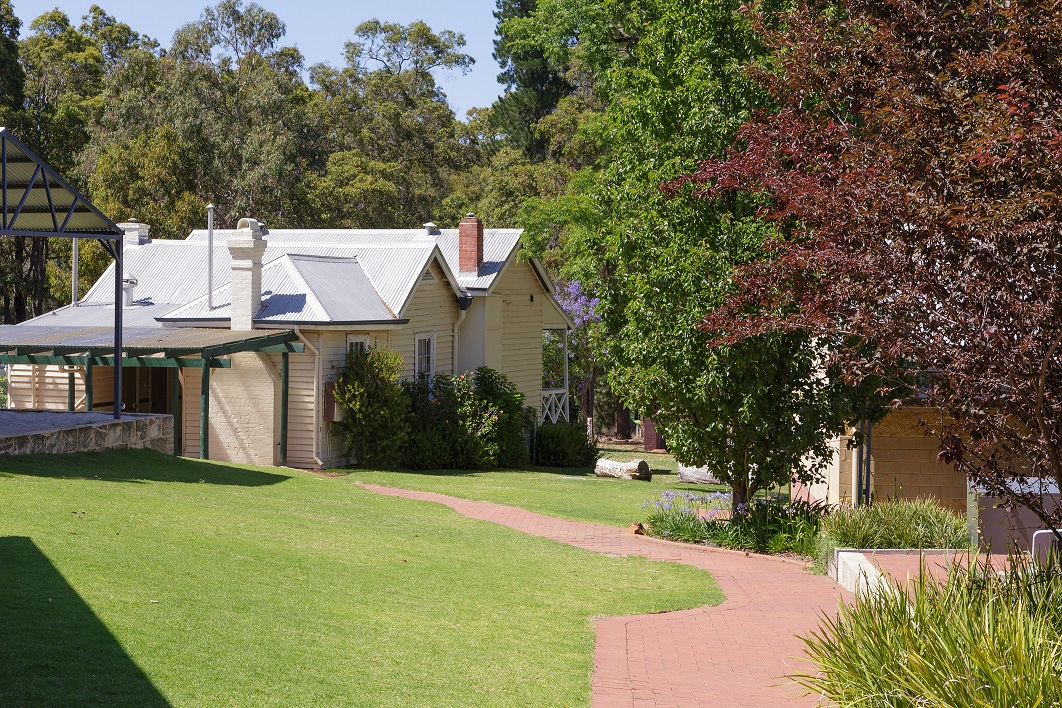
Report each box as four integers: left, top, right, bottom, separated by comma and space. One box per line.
673, 0, 1062, 532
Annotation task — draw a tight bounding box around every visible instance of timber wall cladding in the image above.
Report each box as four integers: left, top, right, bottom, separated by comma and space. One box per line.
832, 409, 965, 511
395, 261, 457, 380
9, 364, 113, 410
496, 261, 546, 410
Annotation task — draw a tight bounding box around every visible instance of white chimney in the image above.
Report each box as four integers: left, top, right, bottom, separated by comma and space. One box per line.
228, 217, 266, 330
118, 219, 150, 246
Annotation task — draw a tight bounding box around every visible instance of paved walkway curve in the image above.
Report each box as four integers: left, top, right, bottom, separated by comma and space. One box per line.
356, 483, 849, 707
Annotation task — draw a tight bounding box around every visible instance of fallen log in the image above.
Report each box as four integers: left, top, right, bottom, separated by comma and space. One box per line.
595, 458, 652, 481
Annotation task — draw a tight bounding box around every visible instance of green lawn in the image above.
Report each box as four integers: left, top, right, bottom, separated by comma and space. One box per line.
0, 449, 721, 707
349, 444, 729, 528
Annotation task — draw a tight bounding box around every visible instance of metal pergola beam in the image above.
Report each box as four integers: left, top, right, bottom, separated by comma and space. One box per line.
0, 128, 126, 419
201, 331, 303, 358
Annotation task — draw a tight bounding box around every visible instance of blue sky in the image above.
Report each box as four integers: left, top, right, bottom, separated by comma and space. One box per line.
11, 0, 504, 116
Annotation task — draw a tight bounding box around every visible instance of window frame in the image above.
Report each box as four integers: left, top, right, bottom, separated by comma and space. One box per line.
346, 334, 370, 356
414, 332, 436, 378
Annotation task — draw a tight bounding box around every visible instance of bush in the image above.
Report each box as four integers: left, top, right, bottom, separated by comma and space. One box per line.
332, 347, 408, 467
796, 556, 1062, 707
535, 422, 599, 467
815, 498, 969, 571
645, 491, 826, 556
402, 367, 529, 470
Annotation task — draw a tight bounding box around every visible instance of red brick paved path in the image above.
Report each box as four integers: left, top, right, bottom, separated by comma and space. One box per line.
357, 483, 849, 707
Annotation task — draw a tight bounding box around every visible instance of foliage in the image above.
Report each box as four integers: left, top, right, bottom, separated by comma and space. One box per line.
796, 556, 1062, 707
645, 490, 826, 556
815, 498, 969, 573
0, 368, 7, 407
308, 19, 475, 229
685, 0, 1062, 533
491, 0, 572, 159
0, 449, 719, 706
332, 346, 409, 468
514, 0, 871, 509
543, 279, 599, 421
403, 367, 529, 470
535, 421, 598, 467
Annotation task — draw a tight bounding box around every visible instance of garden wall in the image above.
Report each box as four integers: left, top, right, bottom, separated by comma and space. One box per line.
0, 411, 173, 456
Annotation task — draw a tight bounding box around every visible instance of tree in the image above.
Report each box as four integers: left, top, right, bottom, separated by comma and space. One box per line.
683, 0, 1062, 529
308, 20, 474, 227
0, 0, 23, 121
518, 0, 862, 507
490, 0, 572, 159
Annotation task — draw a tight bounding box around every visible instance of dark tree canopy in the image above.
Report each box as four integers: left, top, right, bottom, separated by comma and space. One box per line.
491, 0, 572, 160
682, 0, 1062, 529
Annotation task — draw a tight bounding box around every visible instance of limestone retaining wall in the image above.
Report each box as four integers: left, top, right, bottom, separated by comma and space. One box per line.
0, 411, 173, 456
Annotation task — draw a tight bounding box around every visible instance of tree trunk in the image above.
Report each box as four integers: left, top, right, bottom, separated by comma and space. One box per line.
731, 480, 749, 511
616, 406, 632, 439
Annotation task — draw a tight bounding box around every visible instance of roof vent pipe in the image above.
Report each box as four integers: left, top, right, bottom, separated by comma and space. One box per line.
207, 203, 215, 310
121, 276, 138, 308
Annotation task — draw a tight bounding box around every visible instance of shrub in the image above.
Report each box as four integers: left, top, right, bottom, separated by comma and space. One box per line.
645, 491, 826, 556
796, 556, 1062, 707
402, 367, 529, 470
815, 498, 969, 571
467, 367, 528, 467
535, 422, 599, 468
332, 347, 409, 467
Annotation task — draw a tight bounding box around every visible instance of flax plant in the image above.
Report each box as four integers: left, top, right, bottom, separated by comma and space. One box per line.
796, 556, 1062, 707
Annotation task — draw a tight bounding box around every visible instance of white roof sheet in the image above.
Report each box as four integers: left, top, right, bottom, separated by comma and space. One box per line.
159, 255, 395, 324
185, 227, 524, 291
83, 239, 438, 316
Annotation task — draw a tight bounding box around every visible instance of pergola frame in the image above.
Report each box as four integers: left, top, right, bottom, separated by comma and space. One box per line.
0, 332, 305, 462
0, 127, 126, 420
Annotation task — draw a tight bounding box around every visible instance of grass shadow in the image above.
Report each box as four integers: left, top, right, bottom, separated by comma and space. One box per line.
0, 449, 290, 486
0, 536, 169, 707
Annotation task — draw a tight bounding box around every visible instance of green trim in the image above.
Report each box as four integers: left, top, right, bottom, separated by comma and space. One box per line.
67, 371, 75, 411
85, 360, 93, 411
201, 332, 300, 358
280, 352, 289, 464
0, 355, 231, 368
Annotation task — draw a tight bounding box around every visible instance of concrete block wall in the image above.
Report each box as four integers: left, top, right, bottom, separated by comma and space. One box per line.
824, 409, 966, 512
183, 352, 278, 465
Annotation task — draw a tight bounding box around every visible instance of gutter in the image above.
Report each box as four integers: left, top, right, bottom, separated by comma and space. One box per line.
294, 325, 325, 468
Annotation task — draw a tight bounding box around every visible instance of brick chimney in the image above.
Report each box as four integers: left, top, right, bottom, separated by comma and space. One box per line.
228, 217, 266, 330
459, 213, 483, 275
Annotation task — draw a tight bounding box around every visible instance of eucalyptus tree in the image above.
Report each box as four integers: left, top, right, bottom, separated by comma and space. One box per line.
307, 20, 475, 227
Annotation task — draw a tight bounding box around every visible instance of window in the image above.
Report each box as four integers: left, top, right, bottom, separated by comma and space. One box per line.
415, 333, 435, 377
346, 334, 369, 356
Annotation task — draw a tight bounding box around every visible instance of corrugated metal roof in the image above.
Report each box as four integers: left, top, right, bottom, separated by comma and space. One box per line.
83, 239, 437, 315
159, 254, 395, 324
185, 227, 524, 291
0, 324, 281, 351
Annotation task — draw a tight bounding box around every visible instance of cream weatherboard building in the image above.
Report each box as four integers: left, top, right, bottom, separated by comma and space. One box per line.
5, 215, 573, 468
